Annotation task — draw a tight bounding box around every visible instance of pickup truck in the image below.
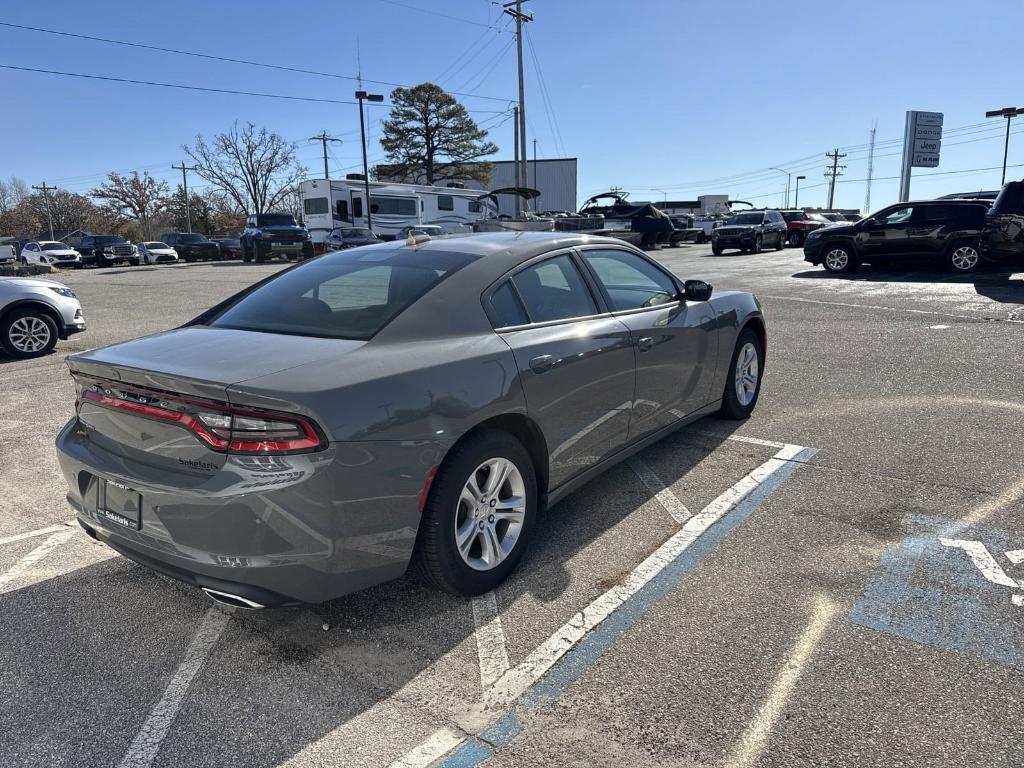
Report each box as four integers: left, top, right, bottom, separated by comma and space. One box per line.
240, 212, 314, 263
77, 235, 139, 267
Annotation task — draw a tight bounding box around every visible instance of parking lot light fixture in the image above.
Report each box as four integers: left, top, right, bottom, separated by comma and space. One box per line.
769, 167, 791, 208
355, 91, 385, 232
795, 175, 806, 208
985, 106, 1024, 185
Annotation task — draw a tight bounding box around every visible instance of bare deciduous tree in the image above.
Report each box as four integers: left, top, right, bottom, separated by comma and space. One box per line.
90, 172, 169, 238
184, 122, 306, 215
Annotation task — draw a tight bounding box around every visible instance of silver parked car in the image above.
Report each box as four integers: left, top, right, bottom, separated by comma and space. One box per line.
1, 276, 87, 358
56, 233, 765, 607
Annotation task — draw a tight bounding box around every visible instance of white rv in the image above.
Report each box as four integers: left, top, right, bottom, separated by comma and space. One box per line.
299, 178, 486, 242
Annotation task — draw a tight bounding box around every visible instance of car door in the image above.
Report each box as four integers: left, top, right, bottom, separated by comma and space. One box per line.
858, 204, 915, 261
486, 251, 636, 489
771, 211, 787, 246
22, 243, 37, 264
905, 204, 953, 256
577, 246, 719, 439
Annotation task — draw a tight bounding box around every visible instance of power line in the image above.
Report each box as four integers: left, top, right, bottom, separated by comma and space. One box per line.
373, 0, 496, 28
0, 20, 513, 104
0, 63, 380, 105
525, 27, 566, 157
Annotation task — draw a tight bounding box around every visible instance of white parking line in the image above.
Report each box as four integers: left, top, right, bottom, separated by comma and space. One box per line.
386, 727, 467, 768
627, 457, 691, 524
118, 606, 233, 768
471, 591, 511, 690
724, 596, 838, 768
0, 528, 77, 593
0, 522, 72, 547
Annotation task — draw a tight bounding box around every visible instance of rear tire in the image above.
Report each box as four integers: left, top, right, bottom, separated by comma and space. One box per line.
789, 230, 804, 248
1, 308, 59, 359
822, 243, 857, 273
414, 430, 537, 595
711, 244, 724, 255
719, 328, 763, 420
947, 241, 980, 273
775, 231, 785, 251
751, 234, 763, 253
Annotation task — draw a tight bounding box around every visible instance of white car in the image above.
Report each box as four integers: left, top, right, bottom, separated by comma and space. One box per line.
0, 276, 86, 358
21, 241, 83, 268
0, 244, 15, 264
137, 242, 179, 264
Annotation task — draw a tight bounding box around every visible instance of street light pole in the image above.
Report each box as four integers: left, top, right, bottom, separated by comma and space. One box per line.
770, 167, 790, 208
986, 106, 1024, 186
355, 90, 384, 232
651, 188, 668, 204
794, 175, 806, 208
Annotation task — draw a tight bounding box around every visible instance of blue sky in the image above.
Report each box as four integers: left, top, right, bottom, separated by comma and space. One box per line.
1, 0, 1021, 211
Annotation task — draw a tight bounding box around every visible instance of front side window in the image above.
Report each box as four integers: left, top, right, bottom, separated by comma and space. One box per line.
438, 195, 454, 211
877, 206, 913, 225
511, 254, 598, 323
208, 248, 473, 340
580, 249, 677, 311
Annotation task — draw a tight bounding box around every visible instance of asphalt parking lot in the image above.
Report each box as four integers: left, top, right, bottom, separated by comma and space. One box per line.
2, 245, 1024, 767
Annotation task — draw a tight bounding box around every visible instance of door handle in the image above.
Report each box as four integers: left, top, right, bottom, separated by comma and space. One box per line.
637, 336, 654, 352
529, 355, 554, 373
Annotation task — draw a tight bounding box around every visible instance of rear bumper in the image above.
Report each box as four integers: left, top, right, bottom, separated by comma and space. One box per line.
56, 418, 447, 604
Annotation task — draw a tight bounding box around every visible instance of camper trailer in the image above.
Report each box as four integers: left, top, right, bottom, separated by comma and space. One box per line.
299, 178, 485, 242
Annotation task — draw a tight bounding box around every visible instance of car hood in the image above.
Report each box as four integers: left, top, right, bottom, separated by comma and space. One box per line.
0, 276, 70, 290
43, 249, 79, 256
811, 222, 856, 236
66, 327, 364, 402
259, 226, 307, 234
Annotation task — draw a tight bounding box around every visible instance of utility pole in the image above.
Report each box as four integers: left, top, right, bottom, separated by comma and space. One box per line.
825, 149, 846, 210
985, 106, 1024, 186
513, 106, 521, 215
32, 182, 56, 240
171, 163, 198, 232
504, 0, 531, 211
864, 122, 876, 214
532, 138, 537, 199
309, 132, 342, 180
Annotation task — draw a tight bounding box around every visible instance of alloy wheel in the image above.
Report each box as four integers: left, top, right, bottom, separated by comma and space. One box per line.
454, 457, 526, 572
824, 248, 849, 271
9, 316, 52, 353
734, 341, 759, 406
950, 245, 979, 272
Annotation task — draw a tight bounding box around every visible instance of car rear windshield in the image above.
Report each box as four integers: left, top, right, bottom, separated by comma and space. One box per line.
207, 247, 475, 340
256, 214, 297, 227
782, 212, 807, 222
343, 228, 374, 238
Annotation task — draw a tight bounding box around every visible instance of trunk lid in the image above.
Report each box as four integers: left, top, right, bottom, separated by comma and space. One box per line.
68, 327, 363, 473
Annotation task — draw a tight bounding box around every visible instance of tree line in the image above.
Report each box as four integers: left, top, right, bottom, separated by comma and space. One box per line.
0, 82, 498, 242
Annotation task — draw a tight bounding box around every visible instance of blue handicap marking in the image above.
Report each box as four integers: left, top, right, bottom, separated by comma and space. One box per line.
850, 513, 1024, 669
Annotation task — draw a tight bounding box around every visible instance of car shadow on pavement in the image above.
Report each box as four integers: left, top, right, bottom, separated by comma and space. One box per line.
791, 264, 1024, 301
0, 418, 737, 767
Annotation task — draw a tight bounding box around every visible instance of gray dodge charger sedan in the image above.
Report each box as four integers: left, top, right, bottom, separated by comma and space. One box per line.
56, 232, 766, 607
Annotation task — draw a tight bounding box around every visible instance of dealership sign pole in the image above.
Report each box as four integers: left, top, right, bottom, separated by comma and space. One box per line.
899, 111, 942, 202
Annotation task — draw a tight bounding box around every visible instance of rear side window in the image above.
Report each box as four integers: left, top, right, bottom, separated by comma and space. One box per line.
209, 248, 473, 340
914, 205, 952, 224
489, 282, 529, 328
580, 249, 677, 311
511, 254, 598, 323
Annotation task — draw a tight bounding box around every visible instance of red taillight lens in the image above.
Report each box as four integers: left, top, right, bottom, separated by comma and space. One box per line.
78, 380, 326, 455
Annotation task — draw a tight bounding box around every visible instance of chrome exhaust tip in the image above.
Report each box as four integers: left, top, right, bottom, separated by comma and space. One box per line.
202, 587, 266, 610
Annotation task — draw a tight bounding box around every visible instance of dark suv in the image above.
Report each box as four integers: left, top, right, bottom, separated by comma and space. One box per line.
980, 180, 1024, 264
802, 199, 989, 274
160, 233, 221, 263
711, 210, 787, 254
240, 213, 314, 263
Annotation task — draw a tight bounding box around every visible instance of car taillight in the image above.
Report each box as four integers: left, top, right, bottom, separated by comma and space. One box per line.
77, 379, 325, 455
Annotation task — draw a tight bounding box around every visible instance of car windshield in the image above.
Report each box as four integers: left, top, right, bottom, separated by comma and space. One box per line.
40, 242, 68, 251
782, 212, 807, 222
344, 229, 375, 238
256, 214, 297, 227
728, 213, 764, 225
179, 234, 209, 243
144, 242, 168, 249
208, 247, 475, 340
807, 213, 831, 223
94, 236, 126, 244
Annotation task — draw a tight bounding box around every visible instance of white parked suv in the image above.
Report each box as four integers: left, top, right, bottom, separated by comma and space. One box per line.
21, 241, 83, 268
137, 242, 179, 264
0, 276, 86, 358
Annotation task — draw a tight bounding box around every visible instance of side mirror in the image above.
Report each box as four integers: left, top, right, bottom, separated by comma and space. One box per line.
684, 279, 713, 302
862, 217, 878, 228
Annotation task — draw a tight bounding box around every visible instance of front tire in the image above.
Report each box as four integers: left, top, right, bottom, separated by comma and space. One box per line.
822, 244, 857, 273
711, 243, 724, 255
1, 308, 58, 359
719, 328, 763, 420
775, 231, 785, 251
789, 231, 804, 248
947, 241, 980, 273
414, 430, 537, 595
751, 234, 763, 253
